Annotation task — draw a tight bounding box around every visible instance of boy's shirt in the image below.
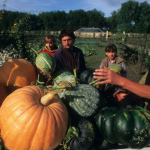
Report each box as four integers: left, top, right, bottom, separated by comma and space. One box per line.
99, 57, 127, 77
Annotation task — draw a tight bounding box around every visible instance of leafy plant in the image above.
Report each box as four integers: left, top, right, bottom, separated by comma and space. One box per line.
75, 44, 97, 56
10, 11, 42, 58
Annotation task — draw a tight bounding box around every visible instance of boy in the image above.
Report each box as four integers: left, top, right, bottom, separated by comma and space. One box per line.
98, 44, 127, 107
99, 43, 126, 77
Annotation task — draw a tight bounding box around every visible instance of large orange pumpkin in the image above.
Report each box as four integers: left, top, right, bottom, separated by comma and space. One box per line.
0, 83, 7, 106
0, 59, 37, 94
0, 86, 69, 150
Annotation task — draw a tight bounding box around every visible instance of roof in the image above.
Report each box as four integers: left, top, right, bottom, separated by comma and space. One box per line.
75, 28, 103, 33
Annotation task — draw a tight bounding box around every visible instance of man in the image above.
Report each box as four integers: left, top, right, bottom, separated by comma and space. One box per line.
53, 28, 86, 77
93, 66, 150, 100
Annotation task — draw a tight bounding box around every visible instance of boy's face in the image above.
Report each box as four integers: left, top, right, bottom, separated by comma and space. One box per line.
106, 51, 116, 60
46, 39, 55, 50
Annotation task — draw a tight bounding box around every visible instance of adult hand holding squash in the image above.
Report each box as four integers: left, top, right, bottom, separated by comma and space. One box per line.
0, 86, 69, 150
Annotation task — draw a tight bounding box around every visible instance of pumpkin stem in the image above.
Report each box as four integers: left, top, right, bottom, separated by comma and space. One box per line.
41, 90, 63, 105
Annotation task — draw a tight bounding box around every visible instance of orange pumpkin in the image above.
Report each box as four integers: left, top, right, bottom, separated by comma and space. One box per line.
0, 86, 69, 150
0, 59, 37, 94
0, 83, 7, 106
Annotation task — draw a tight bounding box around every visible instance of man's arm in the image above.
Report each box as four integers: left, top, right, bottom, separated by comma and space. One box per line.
93, 68, 150, 99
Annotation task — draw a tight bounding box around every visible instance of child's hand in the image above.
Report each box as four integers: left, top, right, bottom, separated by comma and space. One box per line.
113, 89, 129, 101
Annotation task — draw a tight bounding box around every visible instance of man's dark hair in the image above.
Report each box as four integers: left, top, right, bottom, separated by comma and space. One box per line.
105, 44, 117, 53
59, 28, 76, 40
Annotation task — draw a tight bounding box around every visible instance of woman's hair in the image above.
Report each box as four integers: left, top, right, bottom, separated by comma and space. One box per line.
105, 44, 117, 53
59, 28, 76, 40
45, 35, 56, 44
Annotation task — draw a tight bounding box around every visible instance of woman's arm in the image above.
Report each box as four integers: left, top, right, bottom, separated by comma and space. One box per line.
93, 68, 150, 99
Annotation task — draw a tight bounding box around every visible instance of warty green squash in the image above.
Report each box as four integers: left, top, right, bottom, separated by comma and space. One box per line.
62, 84, 100, 117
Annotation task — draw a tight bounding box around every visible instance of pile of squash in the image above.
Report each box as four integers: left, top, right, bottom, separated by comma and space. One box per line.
0, 53, 150, 150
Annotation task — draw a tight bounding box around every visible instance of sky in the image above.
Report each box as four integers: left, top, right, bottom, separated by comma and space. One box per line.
0, 0, 149, 17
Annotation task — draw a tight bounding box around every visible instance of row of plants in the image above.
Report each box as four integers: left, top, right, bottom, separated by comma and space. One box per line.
107, 33, 150, 70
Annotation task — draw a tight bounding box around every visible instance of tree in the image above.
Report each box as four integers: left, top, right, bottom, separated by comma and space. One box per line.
107, 11, 118, 33
116, 0, 150, 33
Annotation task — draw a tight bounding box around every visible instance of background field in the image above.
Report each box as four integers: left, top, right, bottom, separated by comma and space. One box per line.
73, 40, 148, 83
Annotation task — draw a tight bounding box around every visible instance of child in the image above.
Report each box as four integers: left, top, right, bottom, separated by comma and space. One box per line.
99, 44, 127, 107
39, 35, 59, 56
38, 35, 59, 84
99, 43, 126, 77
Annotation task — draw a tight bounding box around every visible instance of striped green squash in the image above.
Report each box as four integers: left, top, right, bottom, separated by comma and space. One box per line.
108, 64, 122, 73
54, 70, 73, 81
95, 106, 150, 149
36, 52, 56, 74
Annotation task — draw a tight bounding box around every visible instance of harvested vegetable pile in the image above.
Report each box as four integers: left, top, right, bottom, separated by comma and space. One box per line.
0, 62, 150, 150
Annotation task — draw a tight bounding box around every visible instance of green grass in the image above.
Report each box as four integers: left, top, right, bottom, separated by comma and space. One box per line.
81, 41, 147, 83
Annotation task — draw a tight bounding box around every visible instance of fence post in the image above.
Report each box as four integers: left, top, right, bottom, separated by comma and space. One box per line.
106, 31, 108, 40
122, 31, 126, 43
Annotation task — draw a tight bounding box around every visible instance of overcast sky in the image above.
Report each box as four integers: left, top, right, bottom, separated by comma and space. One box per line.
0, 0, 148, 17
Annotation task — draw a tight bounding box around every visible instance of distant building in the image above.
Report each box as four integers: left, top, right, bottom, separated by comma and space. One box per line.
75, 27, 103, 33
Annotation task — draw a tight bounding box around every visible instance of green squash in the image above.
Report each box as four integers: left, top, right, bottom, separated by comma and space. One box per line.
100, 139, 119, 149
63, 84, 100, 117
68, 118, 95, 150
95, 106, 150, 149
52, 74, 75, 99
36, 52, 56, 74
53, 70, 73, 81
108, 64, 122, 73
80, 69, 94, 84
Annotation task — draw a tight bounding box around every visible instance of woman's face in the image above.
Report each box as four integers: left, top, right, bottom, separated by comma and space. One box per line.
45, 39, 55, 50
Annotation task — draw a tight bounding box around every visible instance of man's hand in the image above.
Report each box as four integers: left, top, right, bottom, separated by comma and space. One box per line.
93, 66, 122, 85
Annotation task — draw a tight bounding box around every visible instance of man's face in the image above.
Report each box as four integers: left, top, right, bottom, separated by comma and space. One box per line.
61, 36, 74, 49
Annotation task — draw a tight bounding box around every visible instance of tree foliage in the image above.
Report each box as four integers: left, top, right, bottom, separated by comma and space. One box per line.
0, 0, 150, 33
108, 0, 150, 33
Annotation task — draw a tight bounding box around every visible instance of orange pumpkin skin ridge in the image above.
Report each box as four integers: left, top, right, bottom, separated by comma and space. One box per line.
0, 86, 69, 150
0, 59, 37, 94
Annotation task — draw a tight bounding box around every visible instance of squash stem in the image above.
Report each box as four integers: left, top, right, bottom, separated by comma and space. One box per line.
49, 84, 68, 91
73, 69, 77, 86
89, 79, 101, 85
31, 48, 38, 55
36, 74, 45, 85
